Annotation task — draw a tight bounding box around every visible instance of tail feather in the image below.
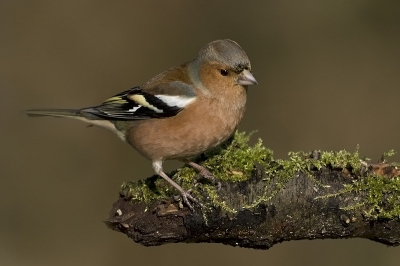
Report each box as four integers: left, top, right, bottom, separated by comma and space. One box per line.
25, 109, 82, 118
26, 108, 124, 140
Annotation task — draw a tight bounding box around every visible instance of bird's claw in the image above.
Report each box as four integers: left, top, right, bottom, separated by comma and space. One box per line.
180, 190, 203, 211
184, 160, 222, 190
196, 168, 216, 182
195, 169, 222, 191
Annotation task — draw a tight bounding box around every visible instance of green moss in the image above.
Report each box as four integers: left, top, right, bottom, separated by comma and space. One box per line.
202, 185, 238, 214
119, 133, 400, 221
319, 147, 363, 171
314, 149, 400, 220
175, 131, 273, 189
384, 149, 396, 158
120, 177, 173, 205
263, 148, 362, 191
319, 175, 400, 220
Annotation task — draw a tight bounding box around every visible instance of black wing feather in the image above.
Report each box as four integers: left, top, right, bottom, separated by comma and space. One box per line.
81, 87, 182, 120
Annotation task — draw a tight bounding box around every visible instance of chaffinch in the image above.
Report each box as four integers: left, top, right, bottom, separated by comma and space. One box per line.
26, 39, 257, 209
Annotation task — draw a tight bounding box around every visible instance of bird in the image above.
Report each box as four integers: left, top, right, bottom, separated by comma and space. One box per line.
26, 39, 257, 210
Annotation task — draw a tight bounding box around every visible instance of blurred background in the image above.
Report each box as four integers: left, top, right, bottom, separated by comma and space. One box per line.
1, 1, 400, 266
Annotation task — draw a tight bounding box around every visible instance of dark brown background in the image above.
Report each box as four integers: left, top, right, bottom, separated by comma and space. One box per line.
1, 1, 400, 266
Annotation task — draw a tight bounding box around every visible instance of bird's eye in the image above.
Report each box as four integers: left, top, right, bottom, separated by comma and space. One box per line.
220, 69, 229, 76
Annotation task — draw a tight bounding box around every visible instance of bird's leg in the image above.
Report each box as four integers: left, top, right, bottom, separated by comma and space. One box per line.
152, 161, 199, 210
182, 160, 221, 189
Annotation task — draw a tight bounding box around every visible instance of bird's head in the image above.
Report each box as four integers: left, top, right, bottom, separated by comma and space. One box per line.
196, 39, 257, 88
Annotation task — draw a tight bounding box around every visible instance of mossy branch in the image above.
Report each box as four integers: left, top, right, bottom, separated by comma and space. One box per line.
105, 132, 400, 249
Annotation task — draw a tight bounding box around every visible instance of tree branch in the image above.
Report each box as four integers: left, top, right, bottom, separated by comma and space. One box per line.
105, 133, 400, 249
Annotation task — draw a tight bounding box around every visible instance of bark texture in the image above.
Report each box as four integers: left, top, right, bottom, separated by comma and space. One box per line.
105, 163, 400, 249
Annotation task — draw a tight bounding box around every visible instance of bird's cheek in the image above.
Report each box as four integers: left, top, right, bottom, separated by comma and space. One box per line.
199, 65, 220, 88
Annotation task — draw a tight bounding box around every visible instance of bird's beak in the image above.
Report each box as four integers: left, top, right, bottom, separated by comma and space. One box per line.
238, 69, 258, 86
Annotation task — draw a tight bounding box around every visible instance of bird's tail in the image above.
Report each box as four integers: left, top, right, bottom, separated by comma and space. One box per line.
25, 108, 104, 121
25, 108, 82, 118
25, 108, 122, 138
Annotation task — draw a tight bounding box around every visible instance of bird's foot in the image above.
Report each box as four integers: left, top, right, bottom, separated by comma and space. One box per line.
183, 160, 221, 190
175, 189, 203, 210
154, 161, 204, 211
196, 167, 216, 182
195, 168, 222, 190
